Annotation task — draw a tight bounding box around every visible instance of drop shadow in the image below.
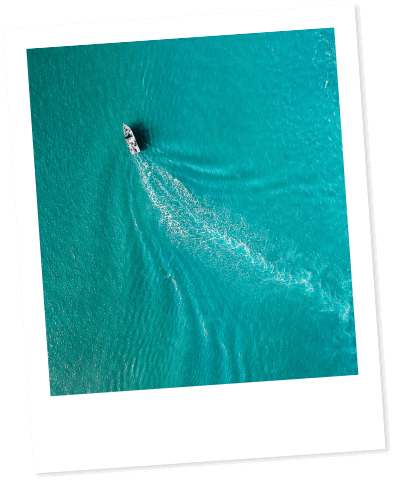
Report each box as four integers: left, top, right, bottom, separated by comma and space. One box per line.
128, 122, 151, 151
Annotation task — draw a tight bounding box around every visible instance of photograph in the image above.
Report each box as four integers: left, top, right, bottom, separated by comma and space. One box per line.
27, 28, 358, 396
2, 3, 388, 476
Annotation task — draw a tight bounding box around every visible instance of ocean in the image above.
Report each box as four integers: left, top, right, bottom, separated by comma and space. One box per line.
27, 28, 358, 396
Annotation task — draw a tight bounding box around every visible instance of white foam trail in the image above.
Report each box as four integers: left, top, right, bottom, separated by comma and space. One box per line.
132, 152, 353, 323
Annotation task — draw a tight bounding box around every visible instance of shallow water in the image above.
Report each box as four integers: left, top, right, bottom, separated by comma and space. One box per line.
27, 28, 357, 395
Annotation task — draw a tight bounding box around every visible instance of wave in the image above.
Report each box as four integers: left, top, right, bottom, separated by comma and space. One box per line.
130, 149, 354, 325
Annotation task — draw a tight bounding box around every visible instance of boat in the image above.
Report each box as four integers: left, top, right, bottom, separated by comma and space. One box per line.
123, 124, 140, 154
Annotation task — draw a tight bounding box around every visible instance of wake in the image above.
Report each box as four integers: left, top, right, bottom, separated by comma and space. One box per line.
131, 151, 353, 324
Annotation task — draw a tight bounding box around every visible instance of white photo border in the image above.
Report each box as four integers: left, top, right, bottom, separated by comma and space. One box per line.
4, 5, 385, 474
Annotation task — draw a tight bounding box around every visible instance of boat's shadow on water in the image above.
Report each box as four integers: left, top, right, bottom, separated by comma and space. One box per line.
128, 122, 151, 151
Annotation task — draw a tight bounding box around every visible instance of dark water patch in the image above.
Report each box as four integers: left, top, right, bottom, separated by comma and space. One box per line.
128, 121, 151, 151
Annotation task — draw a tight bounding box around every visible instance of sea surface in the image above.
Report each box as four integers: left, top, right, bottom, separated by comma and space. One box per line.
27, 28, 358, 396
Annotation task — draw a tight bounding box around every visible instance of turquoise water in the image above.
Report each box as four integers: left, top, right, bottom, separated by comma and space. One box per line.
27, 28, 358, 396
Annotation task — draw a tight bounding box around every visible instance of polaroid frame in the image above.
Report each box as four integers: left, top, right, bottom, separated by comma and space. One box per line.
4, 5, 385, 474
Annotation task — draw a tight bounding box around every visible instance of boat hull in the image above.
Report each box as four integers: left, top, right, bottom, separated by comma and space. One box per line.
123, 124, 140, 154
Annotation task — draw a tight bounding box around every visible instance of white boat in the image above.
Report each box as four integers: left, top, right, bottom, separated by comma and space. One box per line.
123, 124, 140, 154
